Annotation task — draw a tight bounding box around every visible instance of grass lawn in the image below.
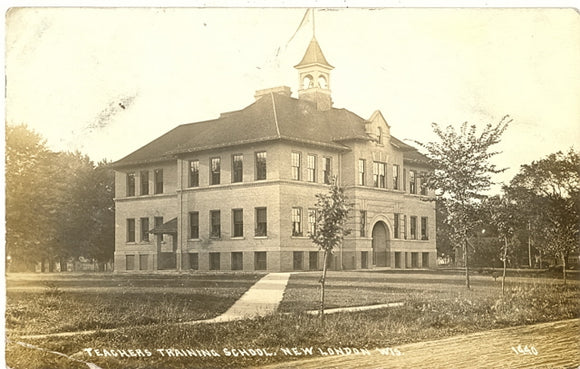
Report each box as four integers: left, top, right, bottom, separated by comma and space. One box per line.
6, 273, 263, 335
5, 270, 579, 369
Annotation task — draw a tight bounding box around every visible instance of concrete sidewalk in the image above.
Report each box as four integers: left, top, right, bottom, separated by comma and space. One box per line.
259, 318, 580, 369
19, 272, 292, 339
187, 272, 291, 324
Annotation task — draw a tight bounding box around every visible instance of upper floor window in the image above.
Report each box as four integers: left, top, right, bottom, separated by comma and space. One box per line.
189, 212, 199, 239
373, 162, 386, 188
232, 209, 244, 237
210, 210, 221, 238
307, 154, 317, 182
140, 171, 149, 195
308, 209, 317, 236
420, 173, 428, 195
140, 217, 150, 242
154, 216, 164, 241
393, 164, 400, 190
126, 218, 135, 242
410, 216, 417, 240
210, 157, 221, 185
255, 151, 267, 180
255, 207, 267, 237
126, 173, 135, 197
421, 217, 429, 240
154, 169, 163, 194
323, 157, 332, 184
292, 207, 302, 236
189, 160, 199, 187
291, 152, 301, 180
232, 154, 243, 183
409, 170, 417, 194
360, 210, 367, 237
358, 159, 366, 186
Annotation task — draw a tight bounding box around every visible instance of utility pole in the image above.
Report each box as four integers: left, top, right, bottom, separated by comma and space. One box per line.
528, 220, 532, 268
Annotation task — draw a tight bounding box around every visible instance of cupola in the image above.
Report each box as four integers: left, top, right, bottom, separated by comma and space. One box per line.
294, 37, 334, 111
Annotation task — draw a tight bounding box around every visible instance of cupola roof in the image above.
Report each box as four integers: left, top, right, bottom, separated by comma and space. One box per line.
294, 37, 333, 69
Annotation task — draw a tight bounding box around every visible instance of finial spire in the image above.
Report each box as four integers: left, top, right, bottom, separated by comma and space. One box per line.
312, 8, 316, 38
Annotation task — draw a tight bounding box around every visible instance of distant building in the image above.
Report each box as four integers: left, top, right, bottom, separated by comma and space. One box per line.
111, 37, 436, 272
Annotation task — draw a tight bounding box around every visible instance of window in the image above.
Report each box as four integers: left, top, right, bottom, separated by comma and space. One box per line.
210, 157, 221, 185
291, 152, 301, 180
360, 211, 367, 237
410, 216, 417, 240
210, 210, 221, 238
358, 159, 366, 185
189, 160, 199, 187
308, 209, 317, 236
232, 209, 243, 237
209, 252, 220, 271
189, 253, 199, 270
232, 154, 243, 183
323, 157, 332, 184
402, 215, 407, 240
307, 154, 317, 182
126, 219, 135, 242
255, 151, 267, 180
422, 252, 430, 267
140, 217, 150, 242
421, 217, 429, 240
126, 255, 135, 270
309, 251, 319, 270
255, 252, 267, 270
140, 171, 149, 195
393, 213, 400, 239
231, 252, 243, 271
189, 212, 199, 239
126, 173, 135, 197
154, 169, 163, 194
293, 251, 303, 270
373, 162, 386, 188
409, 170, 417, 194
292, 207, 302, 236
139, 255, 148, 270
154, 216, 164, 241
255, 207, 267, 237
420, 173, 428, 195
393, 164, 400, 190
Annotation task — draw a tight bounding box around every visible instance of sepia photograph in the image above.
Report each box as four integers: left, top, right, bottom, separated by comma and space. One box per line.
4, 5, 580, 368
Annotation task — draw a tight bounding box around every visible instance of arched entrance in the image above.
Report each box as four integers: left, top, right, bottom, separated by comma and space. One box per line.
372, 221, 390, 267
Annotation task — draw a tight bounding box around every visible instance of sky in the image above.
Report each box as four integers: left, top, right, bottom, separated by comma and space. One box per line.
5, 7, 580, 191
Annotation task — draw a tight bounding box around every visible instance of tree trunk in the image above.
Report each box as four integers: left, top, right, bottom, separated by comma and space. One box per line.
464, 240, 470, 289
562, 253, 567, 285
319, 249, 329, 319
502, 237, 508, 295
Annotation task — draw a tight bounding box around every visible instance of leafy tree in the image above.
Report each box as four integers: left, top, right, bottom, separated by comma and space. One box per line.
506, 149, 580, 283
5, 125, 59, 271
309, 177, 351, 318
85, 160, 115, 267
416, 116, 512, 288
484, 195, 521, 294
6, 125, 116, 271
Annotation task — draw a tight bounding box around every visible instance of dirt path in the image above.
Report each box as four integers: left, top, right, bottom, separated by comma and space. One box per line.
258, 318, 580, 369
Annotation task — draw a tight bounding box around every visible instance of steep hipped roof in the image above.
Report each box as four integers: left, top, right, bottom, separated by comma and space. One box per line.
294, 37, 334, 69
111, 92, 425, 168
